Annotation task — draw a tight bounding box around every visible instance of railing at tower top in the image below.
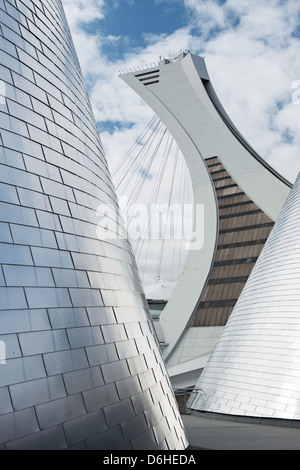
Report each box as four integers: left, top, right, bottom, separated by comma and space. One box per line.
118, 50, 190, 76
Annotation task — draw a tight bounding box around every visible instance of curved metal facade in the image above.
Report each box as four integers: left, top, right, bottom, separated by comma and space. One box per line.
0, 0, 187, 450
190, 172, 300, 420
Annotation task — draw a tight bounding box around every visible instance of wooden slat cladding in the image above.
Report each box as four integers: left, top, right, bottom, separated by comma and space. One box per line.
190, 156, 274, 327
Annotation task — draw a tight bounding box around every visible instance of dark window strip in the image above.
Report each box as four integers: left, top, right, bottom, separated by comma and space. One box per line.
207, 163, 222, 170
219, 200, 256, 209
215, 183, 238, 191
198, 300, 237, 308
214, 257, 259, 266
135, 69, 160, 77
205, 156, 219, 163
219, 222, 274, 234
210, 168, 230, 176
212, 175, 232, 182
217, 192, 244, 200
209, 168, 228, 175
139, 75, 160, 82
144, 80, 160, 86
208, 276, 249, 285
217, 239, 268, 250
219, 208, 262, 219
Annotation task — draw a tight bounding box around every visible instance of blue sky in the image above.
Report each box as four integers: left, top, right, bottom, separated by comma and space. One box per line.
99, 0, 189, 57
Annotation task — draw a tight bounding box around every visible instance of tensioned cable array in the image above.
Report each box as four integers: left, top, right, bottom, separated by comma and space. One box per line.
111, 115, 194, 298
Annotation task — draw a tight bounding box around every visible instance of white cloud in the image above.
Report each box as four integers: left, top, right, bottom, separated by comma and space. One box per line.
62, 0, 105, 29
181, 0, 300, 183
62, 0, 300, 185
184, 0, 229, 33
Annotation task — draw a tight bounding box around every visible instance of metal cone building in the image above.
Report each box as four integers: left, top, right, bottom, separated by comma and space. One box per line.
190, 171, 300, 420
121, 52, 292, 388
0, 0, 187, 450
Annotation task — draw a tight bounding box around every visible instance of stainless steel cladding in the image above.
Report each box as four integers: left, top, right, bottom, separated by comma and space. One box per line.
190, 172, 300, 420
0, 0, 187, 450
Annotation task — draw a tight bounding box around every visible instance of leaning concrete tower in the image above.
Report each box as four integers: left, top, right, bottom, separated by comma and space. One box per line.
121, 52, 292, 387
0, 0, 187, 450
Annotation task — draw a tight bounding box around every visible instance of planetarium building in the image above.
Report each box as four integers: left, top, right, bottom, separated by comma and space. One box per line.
0, 0, 187, 450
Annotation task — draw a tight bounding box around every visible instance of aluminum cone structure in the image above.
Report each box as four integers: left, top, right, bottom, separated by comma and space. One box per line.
0, 0, 187, 450
189, 172, 300, 420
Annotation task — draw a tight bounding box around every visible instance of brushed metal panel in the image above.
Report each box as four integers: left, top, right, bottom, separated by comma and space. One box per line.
0, 182, 19, 204
0, 333, 21, 359
0, 308, 50, 334
101, 323, 127, 343
104, 398, 135, 428
67, 326, 104, 348
85, 343, 118, 366
0, 222, 12, 243
116, 339, 139, 360
86, 426, 125, 450
0, 408, 39, 444
63, 409, 107, 447
5, 425, 68, 451
63, 366, 104, 394
0, 387, 13, 416
86, 306, 116, 325
36, 394, 86, 430
19, 329, 70, 355
1, 130, 44, 163
51, 268, 89, 288
10, 224, 57, 248
43, 348, 89, 376
17, 187, 51, 211
121, 413, 149, 443
10, 375, 66, 410
69, 288, 103, 308
31, 247, 73, 268
25, 287, 72, 308
0, 287, 28, 310
82, 383, 119, 412
48, 307, 89, 328
102, 359, 131, 384
0, 200, 38, 226
3, 265, 54, 287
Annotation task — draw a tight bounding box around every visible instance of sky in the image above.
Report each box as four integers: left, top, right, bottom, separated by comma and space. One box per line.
62, 0, 300, 184
61, 0, 300, 289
